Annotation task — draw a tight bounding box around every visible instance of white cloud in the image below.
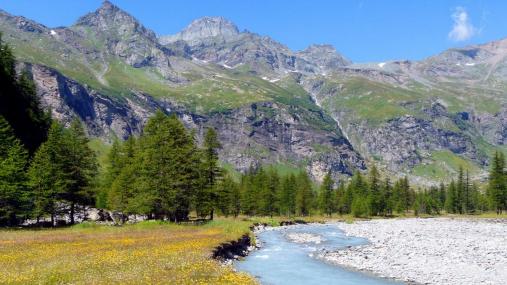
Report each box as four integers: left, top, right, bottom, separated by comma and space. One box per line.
448, 7, 477, 42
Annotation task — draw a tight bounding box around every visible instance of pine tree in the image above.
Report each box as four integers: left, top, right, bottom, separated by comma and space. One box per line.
230, 176, 242, 217
343, 181, 354, 214
456, 167, 465, 214
261, 168, 280, 217
28, 143, 62, 224
487, 151, 506, 214
240, 167, 259, 216
351, 197, 368, 217
383, 178, 393, 216
106, 137, 138, 215
0, 116, 29, 226
319, 173, 335, 216
279, 174, 296, 216
98, 139, 121, 209
138, 111, 200, 221
335, 182, 346, 215
438, 182, 446, 210
0, 34, 50, 154
60, 119, 98, 224
350, 171, 368, 197
215, 174, 235, 217
367, 165, 381, 216
27, 122, 67, 225
199, 127, 222, 220
445, 180, 457, 214
295, 171, 313, 216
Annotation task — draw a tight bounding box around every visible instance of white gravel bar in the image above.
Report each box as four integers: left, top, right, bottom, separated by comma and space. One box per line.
322, 218, 507, 285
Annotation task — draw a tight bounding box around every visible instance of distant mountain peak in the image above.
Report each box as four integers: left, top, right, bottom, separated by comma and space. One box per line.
160, 16, 239, 45
299, 43, 351, 68
303, 44, 337, 52
73, 0, 156, 40
75, 1, 138, 28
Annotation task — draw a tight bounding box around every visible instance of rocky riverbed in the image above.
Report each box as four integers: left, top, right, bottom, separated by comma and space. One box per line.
321, 218, 507, 285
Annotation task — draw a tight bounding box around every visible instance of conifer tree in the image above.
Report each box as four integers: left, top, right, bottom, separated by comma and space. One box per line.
27, 122, 69, 225
215, 174, 235, 217
335, 182, 346, 215
445, 180, 457, 213
106, 137, 138, 215
383, 177, 393, 216
295, 171, 313, 216
319, 173, 335, 216
261, 168, 280, 217
230, 176, 242, 217
240, 167, 259, 216
343, 180, 355, 214
0, 116, 29, 226
196, 127, 222, 220
61, 119, 98, 224
138, 111, 200, 221
367, 165, 381, 216
0, 34, 50, 154
279, 174, 297, 216
487, 151, 506, 214
456, 167, 465, 214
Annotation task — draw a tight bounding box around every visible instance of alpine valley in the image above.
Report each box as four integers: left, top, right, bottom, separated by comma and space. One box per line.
2, 1, 507, 184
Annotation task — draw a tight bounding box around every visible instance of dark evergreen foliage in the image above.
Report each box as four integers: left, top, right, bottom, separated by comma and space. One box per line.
0, 34, 50, 154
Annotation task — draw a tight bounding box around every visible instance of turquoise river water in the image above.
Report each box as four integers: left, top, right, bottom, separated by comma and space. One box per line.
235, 223, 402, 285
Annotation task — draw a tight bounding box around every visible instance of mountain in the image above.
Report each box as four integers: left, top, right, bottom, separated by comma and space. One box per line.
1, 0, 506, 184
159, 16, 240, 45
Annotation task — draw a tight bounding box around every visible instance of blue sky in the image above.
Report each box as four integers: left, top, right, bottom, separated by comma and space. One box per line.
0, 0, 506, 62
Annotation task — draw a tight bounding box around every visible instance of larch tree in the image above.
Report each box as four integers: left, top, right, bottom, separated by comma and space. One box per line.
0, 116, 28, 226
487, 151, 506, 214
199, 127, 222, 220
319, 173, 335, 216
61, 119, 98, 224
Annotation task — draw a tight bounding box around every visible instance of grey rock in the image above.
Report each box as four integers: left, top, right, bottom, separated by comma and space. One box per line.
159, 16, 239, 45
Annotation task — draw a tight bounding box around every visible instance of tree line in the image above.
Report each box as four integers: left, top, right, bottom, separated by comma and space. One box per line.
209, 162, 504, 218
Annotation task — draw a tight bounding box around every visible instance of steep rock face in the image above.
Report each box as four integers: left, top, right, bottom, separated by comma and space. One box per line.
159, 16, 239, 45
349, 115, 481, 170
21, 63, 147, 139
204, 102, 365, 181
472, 106, 507, 145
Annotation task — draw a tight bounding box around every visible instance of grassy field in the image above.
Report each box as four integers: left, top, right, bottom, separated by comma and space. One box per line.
0, 219, 262, 285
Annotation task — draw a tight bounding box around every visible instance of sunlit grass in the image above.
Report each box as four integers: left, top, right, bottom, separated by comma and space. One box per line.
0, 219, 257, 285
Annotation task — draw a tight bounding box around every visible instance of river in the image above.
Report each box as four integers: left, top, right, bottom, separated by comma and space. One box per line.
235, 223, 402, 285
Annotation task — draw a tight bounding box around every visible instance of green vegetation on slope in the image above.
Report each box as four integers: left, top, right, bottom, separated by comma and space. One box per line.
412, 150, 480, 180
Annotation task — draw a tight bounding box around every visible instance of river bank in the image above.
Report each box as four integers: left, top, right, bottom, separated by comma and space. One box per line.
321, 218, 507, 285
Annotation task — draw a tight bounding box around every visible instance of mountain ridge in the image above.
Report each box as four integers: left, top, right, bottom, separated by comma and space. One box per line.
1, 1, 506, 184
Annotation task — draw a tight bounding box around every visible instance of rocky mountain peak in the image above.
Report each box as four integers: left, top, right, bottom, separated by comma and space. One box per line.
298, 44, 351, 69
73, 0, 156, 39
159, 16, 239, 45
